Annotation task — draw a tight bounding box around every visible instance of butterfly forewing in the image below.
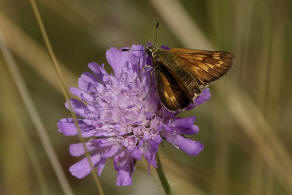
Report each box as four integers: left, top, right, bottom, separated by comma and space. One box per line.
170, 48, 233, 85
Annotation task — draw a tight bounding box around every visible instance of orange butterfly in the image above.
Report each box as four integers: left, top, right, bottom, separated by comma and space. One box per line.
145, 46, 233, 111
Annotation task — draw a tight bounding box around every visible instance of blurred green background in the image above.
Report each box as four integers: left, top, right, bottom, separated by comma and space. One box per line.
0, 0, 292, 194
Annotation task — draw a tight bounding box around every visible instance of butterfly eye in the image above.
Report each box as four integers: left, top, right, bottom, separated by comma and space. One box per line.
145, 48, 153, 56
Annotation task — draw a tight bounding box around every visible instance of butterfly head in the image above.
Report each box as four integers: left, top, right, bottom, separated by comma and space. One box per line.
145, 45, 155, 57
146, 45, 161, 60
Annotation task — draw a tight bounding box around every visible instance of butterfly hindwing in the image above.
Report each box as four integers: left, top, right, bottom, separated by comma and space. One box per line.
154, 65, 190, 111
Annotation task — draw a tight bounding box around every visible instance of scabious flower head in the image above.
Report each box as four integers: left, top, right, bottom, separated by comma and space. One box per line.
57, 44, 211, 186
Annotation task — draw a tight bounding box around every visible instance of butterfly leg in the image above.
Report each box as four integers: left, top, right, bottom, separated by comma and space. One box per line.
139, 63, 153, 82
142, 65, 154, 73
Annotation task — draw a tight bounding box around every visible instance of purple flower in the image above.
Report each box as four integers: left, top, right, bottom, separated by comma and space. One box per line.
57, 44, 210, 186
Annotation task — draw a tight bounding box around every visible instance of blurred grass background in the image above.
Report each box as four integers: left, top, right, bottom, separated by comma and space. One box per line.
0, 0, 292, 194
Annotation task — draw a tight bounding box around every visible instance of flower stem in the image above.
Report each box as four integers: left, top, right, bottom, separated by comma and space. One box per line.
156, 154, 173, 195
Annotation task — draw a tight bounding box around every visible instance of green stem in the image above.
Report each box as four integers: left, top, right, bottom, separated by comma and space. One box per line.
156, 154, 173, 195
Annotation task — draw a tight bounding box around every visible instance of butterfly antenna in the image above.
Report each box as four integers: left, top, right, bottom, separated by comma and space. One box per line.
154, 22, 159, 47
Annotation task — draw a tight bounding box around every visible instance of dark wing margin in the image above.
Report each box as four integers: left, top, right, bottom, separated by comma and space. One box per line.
154, 65, 190, 111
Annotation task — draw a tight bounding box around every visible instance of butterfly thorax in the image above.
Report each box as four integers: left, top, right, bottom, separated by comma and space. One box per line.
145, 46, 171, 66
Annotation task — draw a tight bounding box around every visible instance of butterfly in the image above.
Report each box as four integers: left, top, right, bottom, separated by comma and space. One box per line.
145, 45, 233, 111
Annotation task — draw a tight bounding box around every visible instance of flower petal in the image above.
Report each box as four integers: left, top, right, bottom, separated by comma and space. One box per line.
143, 142, 158, 168
106, 47, 129, 77
153, 134, 163, 144
116, 169, 132, 186
92, 137, 117, 147
57, 118, 95, 137
97, 158, 106, 176
129, 45, 145, 72
173, 116, 199, 134
88, 62, 105, 81
166, 135, 204, 156
131, 148, 142, 160
115, 160, 132, 186
173, 116, 196, 129
103, 145, 121, 158
65, 99, 88, 117
69, 142, 96, 157
180, 125, 199, 135
69, 154, 101, 179
187, 88, 211, 110
78, 72, 98, 92
70, 87, 95, 103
